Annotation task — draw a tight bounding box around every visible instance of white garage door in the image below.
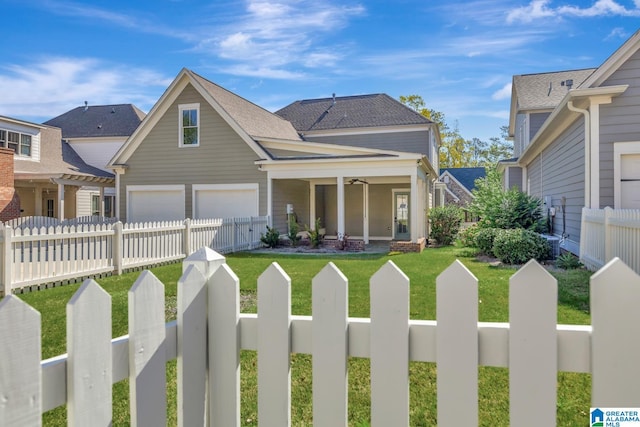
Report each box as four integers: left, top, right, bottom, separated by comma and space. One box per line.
621, 154, 640, 209
127, 185, 185, 222
193, 184, 258, 219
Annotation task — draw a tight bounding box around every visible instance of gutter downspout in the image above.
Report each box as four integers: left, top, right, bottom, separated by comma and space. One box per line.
567, 101, 591, 209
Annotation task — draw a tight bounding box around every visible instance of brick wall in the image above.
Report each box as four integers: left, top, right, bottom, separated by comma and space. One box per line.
0, 147, 20, 222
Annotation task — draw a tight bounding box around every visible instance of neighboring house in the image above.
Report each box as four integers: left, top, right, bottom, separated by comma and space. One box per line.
108, 68, 441, 244
44, 104, 145, 217
438, 167, 485, 221
0, 115, 113, 220
505, 29, 640, 254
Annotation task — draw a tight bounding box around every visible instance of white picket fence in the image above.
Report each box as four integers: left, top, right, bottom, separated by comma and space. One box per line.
3, 215, 118, 229
0, 216, 269, 295
580, 207, 640, 274
1, 249, 639, 426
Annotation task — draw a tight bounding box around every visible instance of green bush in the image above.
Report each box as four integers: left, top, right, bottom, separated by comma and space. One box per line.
305, 218, 324, 248
492, 229, 551, 264
260, 225, 280, 248
475, 227, 501, 256
287, 217, 302, 247
429, 205, 463, 246
458, 224, 480, 247
556, 251, 583, 270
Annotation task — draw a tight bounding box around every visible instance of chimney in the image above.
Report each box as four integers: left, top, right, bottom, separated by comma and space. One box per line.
0, 147, 20, 222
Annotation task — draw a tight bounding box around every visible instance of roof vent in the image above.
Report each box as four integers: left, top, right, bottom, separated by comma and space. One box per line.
84, 101, 88, 111
111, 108, 116, 113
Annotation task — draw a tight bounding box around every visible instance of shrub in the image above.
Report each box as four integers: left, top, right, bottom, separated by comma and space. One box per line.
305, 218, 324, 248
260, 225, 280, 248
556, 251, 583, 270
287, 217, 302, 247
429, 205, 463, 246
458, 223, 480, 247
475, 227, 501, 256
492, 229, 551, 264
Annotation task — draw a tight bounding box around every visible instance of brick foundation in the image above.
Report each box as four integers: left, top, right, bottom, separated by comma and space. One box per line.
389, 237, 426, 253
323, 238, 366, 252
0, 147, 20, 222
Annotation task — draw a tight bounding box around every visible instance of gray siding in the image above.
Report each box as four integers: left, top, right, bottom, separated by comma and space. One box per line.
272, 179, 310, 234
118, 84, 267, 221
526, 119, 585, 247
599, 49, 640, 208
514, 113, 527, 157
529, 112, 550, 140
508, 167, 523, 190
307, 130, 430, 156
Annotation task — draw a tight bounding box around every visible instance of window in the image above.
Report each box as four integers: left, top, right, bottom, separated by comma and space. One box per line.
179, 103, 199, 147
92, 194, 116, 217
0, 128, 33, 157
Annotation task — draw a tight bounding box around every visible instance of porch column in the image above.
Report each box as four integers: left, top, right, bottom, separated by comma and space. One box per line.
410, 171, 419, 242
309, 182, 316, 227
363, 183, 369, 244
57, 182, 65, 220
34, 186, 42, 216
99, 186, 105, 217
337, 176, 345, 237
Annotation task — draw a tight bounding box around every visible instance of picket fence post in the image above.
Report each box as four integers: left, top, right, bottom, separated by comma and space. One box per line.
0, 296, 42, 426
67, 280, 112, 425
113, 221, 123, 275
591, 257, 640, 406
604, 206, 613, 263
183, 218, 192, 256
2, 225, 12, 296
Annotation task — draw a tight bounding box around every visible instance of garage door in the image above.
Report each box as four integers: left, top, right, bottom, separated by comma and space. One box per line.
193, 184, 258, 219
127, 185, 185, 222
621, 154, 640, 209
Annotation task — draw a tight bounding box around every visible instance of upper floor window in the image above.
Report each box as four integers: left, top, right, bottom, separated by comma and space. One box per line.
179, 103, 199, 147
0, 129, 32, 157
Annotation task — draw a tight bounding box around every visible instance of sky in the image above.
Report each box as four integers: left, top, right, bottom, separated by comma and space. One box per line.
1, 0, 639, 143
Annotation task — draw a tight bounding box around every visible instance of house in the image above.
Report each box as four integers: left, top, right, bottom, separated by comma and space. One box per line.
438, 167, 485, 221
505, 29, 640, 255
108, 69, 441, 245
0, 115, 113, 220
44, 103, 145, 217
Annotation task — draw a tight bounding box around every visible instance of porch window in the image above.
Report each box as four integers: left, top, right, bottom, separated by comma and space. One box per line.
92, 195, 115, 217
179, 103, 199, 147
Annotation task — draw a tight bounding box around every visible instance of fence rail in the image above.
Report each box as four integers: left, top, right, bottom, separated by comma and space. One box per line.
1, 250, 639, 426
0, 216, 269, 295
580, 207, 640, 274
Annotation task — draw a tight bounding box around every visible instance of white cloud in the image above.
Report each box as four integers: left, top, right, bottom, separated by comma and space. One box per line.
0, 57, 170, 120
605, 26, 630, 39
492, 83, 512, 100
507, 0, 640, 23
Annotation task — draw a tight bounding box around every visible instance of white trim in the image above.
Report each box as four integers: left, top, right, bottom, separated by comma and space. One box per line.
302, 124, 431, 138
392, 188, 411, 240
438, 171, 474, 199
614, 141, 640, 209
178, 103, 200, 147
191, 183, 259, 218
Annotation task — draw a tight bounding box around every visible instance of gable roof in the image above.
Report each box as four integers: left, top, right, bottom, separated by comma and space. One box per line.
512, 68, 596, 112
44, 104, 145, 139
110, 68, 301, 167
439, 167, 486, 192
189, 71, 301, 141
580, 28, 640, 88
14, 125, 113, 182
275, 93, 433, 132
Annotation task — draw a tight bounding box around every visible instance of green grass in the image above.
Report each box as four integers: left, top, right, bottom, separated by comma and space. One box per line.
17, 246, 593, 426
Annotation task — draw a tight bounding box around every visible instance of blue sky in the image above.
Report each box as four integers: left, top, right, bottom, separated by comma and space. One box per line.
1, 0, 639, 142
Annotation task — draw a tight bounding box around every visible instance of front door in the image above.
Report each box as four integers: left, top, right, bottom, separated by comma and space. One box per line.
394, 192, 410, 240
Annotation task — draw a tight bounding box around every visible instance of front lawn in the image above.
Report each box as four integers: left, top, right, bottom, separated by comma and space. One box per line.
18, 245, 592, 426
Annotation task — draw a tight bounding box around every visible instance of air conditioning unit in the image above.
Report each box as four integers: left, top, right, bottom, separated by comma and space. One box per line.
540, 235, 560, 259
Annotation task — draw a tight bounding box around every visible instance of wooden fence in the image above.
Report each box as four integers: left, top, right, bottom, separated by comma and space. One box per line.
0, 216, 269, 295
1, 249, 639, 426
580, 207, 640, 274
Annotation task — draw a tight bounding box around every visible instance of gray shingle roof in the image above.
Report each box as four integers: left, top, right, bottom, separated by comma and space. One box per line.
188, 70, 302, 141
44, 104, 145, 139
275, 93, 433, 132
513, 69, 596, 111
440, 167, 486, 192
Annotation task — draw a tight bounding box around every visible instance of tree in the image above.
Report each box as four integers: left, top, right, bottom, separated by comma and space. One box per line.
399, 96, 513, 168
